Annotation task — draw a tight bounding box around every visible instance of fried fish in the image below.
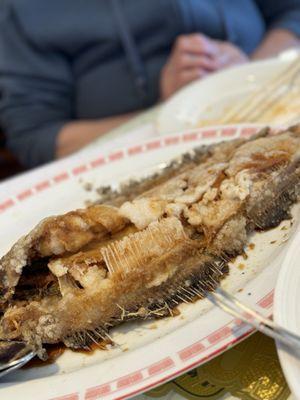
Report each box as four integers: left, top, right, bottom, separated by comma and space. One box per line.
0, 125, 300, 358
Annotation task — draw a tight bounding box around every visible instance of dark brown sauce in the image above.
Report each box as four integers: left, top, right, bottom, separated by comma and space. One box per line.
23, 340, 111, 369
73, 340, 113, 354
23, 344, 65, 369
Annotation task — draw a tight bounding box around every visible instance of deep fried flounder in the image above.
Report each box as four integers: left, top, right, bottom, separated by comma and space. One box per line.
0, 125, 300, 356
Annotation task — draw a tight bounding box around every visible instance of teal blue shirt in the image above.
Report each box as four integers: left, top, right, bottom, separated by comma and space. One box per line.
0, 0, 300, 167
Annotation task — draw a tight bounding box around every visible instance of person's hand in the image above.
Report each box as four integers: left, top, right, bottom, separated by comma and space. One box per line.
160, 34, 219, 100
214, 41, 248, 69
160, 34, 248, 100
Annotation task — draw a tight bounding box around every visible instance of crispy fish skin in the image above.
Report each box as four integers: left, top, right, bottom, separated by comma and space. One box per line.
0, 126, 300, 354
95, 129, 270, 207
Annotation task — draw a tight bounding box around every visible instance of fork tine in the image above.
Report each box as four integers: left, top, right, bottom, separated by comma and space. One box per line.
0, 350, 35, 372
219, 57, 300, 124
0, 351, 35, 378
0, 341, 35, 374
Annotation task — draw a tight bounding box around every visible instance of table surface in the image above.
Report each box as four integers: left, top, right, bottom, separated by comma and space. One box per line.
70, 106, 293, 400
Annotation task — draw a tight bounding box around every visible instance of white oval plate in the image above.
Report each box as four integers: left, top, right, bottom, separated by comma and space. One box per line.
156, 53, 300, 135
0, 124, 298, 400
274, 222, 300, 398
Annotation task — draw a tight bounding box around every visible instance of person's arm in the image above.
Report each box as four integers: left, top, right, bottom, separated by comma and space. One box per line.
56, 113, 135, 158
252, 0, 300, 59
252, 28, 300, 60
0, 1, 75, 168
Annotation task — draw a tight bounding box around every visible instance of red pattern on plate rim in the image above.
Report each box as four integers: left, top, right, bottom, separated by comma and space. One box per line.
72, 165, 88, 175
183, 132, 198, 142
178, 318, 244, 363
257, 289, 274, 309
207, 326, 232, 345
221, 127, 237, 137
17, 189, 34, 201
35, 180, 51, 191
85, 384, 111, 400
178, 342, 205, 362
146, 140, 162, 150
117, 371, 144, 390
201, 129, 217, 139
0, 198, 15, 213
90, 157, 106, 168
109, 151, 124, 162
164, 136, 180, 146
147, 357, 175, 376
54, 172, 69, 183
49, 393, 79, 400
127, 145, 143, 155
241, 127, 258, 137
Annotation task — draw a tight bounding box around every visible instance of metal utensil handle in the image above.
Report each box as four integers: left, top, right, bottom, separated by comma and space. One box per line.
208, 288, 300, 354
0, 351, 35, 378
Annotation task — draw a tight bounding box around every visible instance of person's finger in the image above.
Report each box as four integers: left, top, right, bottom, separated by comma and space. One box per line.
215, 43, 248, 68
174, 34, 219, 57
178, 68, 208, 86
176, 53, 219, 71
215, 52, 231, 68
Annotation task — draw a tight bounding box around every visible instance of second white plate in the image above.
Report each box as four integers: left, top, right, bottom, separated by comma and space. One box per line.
274, 221, 300, 398
156, 54, 300, 134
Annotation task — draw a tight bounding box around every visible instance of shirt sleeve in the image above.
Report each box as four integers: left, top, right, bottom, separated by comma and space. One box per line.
0, 0, 73, 168
255, 0, 300, 37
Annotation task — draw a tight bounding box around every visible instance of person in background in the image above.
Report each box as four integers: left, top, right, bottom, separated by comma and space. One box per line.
0, 0, 299, 169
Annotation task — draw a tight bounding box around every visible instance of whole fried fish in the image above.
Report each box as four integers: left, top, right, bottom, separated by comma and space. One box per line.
1, 125, 300, 358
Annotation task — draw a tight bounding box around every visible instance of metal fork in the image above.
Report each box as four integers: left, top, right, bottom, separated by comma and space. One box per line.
0, 341, 35, 378
190, 259, 300, 355
219, 56, 300, 124
207, 287, 300, 356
